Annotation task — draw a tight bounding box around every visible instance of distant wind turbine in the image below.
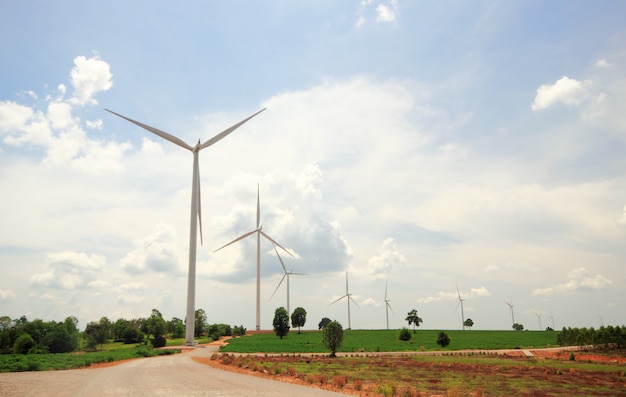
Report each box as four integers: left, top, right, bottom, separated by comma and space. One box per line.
382, 280, 393, 330
269, 243, 307, 316
456, 285, 465, 330
330, 268, 359, 329
106, 107, 265, 345
535, 312, 542, 330
214, 184, 292, 330
505, 298, 516, 328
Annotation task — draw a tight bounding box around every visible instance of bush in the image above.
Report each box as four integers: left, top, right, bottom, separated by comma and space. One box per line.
322, 320, 343, 357
13, 334, 36, 354
399, 328, 412, 341
436, 331, 450, 347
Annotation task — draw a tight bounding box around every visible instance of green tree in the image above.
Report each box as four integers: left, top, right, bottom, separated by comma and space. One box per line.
13, 333, 35, 354
84, 321, 108, 350
42, 323, 77, 353
318, 317, 331, 330
145, 309, 167, 348
169, 318, 185, 339
405, 309, 423, 333
513, 323, 524, 331
464, 318, 474, 329
322, 320, 343, 357
194, 309, 207, 337
273, 307, 290, 339
291, 307, 307, 334
436, 331, 450, 347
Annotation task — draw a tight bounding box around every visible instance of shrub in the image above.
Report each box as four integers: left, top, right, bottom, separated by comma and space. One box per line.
13, 334, 36, 354
399, 327, 412, 341
436, 331, 451, 348
322, 320, 344, 357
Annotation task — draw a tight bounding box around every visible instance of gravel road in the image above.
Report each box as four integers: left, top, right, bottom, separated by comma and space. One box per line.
0, 345, 348, 396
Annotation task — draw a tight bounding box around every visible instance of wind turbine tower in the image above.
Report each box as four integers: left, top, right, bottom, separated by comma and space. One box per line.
535, 312, 542, 330
330, 268, 359, 329
269, 244, 307, 316
382, 281, 393, 330
106, 108, 265, 345
214, 184, 292, 330
456, 285, 465, 330
505, 298, 516, 328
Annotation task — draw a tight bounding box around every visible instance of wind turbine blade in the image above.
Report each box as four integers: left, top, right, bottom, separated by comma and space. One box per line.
199, 108, 266, 150
455, 301, 461, 312
386, 302, 394, 313
197, 164, 203, 245
213, 229, 257, 252
290, 272, 308, 276
329, 295, 347, 305
105, 109, 193, 151
345, 269, 349, 293
272, 245, 287, 273
259, 231, 293, 257
385, 280, 388, 300
349, 295, 360, 308
269, 274, 287, 301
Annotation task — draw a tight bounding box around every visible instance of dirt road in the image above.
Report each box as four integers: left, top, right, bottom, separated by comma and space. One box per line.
0, 345, 348, 396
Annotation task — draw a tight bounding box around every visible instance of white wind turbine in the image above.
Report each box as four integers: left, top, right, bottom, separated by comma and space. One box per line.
105, 107, 265, 345
269, 244, 307, 316
535, 312, 542, 330
382, 280, 393, 330
330, 268, 359, 329
214, 184, 292, 330
456, 285, 465, 330
505, 298, 516, 328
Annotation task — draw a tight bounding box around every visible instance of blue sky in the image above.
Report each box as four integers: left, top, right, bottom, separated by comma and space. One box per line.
1, 1, 625, 332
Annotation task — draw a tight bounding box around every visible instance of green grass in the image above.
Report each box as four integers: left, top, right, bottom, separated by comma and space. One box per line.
220, 329, 559, 353
0, 344, 181, 372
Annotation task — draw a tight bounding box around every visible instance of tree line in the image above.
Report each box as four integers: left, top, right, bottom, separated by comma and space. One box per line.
0, 309, 246, 354
557, 325, 626, 349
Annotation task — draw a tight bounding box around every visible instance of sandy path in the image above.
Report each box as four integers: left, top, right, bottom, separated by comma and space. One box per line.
0, 345, 348, 397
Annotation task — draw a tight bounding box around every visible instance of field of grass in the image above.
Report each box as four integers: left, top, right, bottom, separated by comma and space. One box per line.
220, 329, 559, 353
0, 345, 181, 372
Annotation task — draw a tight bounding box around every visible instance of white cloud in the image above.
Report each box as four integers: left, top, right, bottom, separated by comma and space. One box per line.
531, 76, 591, 111
595, 59, 612, 68
120, 224, 182, 275
376, 3, 397, 23
619, 205, 626, 226
30, 251, 106, 290
367, 238, 405, 277
69, 55, 113, 106
532, 267, 613, 296
0, 289, 16, 302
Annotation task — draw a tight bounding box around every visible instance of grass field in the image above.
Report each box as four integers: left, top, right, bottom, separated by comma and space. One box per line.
220, 329, 559, 353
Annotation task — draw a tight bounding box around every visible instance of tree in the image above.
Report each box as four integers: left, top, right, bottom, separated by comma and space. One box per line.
318, 317, 331, 330
464, 318, 474, 329
513, 323, 524, 331
322, 320, 344, 357
145, 309, 167, 348
13, 333, 35, 354
436, 331, 450, 347
42, 323, 76, 353
84, 322, 108, 350
194, 309, 207, 337
405, 309, 423, 333
291, 307, 307, 334
273, 307, 290, 339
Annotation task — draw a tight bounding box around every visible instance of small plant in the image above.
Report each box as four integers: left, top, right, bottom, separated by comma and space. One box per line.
569, 352, 575, 361
436, 331, 451, 347
399, 327, 412, 341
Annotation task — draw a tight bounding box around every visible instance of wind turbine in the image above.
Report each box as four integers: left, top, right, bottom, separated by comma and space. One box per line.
535, 312, 542, 330
269, 243, 307, 316
214, 184, 292, 330
505, 298, 516, 328
382, 280, 393, 330
105, 107, 265, 345
330, 268, 359, 329
456, 285, 465, 330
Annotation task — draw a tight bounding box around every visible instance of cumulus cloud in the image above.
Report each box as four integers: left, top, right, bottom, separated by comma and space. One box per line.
356, 0, 398, 27
69, 55, 113, 106
532, 267, 613, 296
367, 238, 405, 277
376, 1, 398, 23
0, 289, 16, 302
120, 224, 182, 275
419, 286, 490, 303
531, 76, 591, 111
595, 59, 612, 68
30, 251, 106, 290
0, 55, 126, 174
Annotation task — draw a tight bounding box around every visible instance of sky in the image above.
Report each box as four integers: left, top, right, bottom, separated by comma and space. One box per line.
1, 1, 625, 332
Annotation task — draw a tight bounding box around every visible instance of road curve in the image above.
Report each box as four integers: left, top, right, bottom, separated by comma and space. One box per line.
0, 345, 348, 397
